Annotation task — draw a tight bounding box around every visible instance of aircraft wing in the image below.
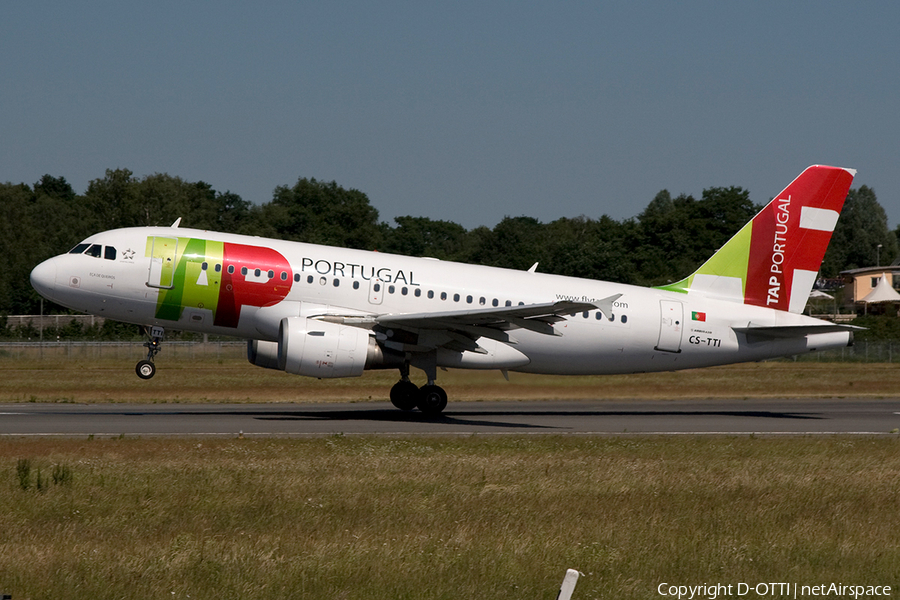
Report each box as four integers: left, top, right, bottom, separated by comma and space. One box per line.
322, 295, 621, 353
376, 299, 601, 337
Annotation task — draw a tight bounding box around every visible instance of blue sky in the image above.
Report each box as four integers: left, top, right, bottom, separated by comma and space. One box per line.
2, 2, 897, 230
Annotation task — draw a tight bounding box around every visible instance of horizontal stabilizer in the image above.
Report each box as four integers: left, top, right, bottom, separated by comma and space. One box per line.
732, 323, 863, 340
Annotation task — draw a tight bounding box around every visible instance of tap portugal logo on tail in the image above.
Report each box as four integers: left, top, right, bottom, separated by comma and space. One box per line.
658, 165, 855, 313
146, 237, 293, 327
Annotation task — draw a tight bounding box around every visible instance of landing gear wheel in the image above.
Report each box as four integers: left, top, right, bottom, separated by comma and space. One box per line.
135, 360, 156, 380
390, 380, 420, 411
417, 385, 448, 416
137, 326, 165, 380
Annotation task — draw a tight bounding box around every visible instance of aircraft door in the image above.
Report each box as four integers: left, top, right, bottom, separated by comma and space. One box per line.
368, 278, 384, 305
655, 299, 683, 353
147, 237, 178, 289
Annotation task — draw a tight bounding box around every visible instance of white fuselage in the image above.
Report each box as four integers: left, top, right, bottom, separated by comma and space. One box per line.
30, 226, 851, 376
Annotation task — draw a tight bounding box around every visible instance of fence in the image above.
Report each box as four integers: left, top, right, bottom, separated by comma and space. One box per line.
1, 340, 899, 363
791, 340, 899, 363
0, 341, 247, 361
4, 314, 106, 330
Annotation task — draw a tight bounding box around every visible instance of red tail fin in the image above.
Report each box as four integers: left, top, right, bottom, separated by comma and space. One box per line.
744, 165, 855, 312
659, 165, 855, 313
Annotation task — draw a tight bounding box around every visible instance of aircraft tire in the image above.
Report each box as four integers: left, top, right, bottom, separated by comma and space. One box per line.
135, 360, 156, 380
417, 385, 448, 415
390, 380, 419, 411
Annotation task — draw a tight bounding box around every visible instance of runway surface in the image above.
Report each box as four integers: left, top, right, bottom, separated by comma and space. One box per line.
1, 399, 899, 436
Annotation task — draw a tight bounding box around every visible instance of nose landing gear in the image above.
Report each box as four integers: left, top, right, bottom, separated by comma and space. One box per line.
135, 326, 165, 380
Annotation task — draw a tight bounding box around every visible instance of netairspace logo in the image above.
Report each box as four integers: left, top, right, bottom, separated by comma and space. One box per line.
657, 582, 892, 599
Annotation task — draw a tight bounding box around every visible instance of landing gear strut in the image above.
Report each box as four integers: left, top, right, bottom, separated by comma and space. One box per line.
136, 326, 165, 380
390, 354, 448, 416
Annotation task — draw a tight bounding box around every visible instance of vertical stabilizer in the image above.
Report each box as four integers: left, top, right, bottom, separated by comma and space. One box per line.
659, 165, 855, 313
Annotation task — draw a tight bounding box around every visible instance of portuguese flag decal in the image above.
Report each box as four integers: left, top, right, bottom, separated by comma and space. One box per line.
692, 311, 706, 322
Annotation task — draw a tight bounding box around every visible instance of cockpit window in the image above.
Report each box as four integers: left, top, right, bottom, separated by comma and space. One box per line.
69, 243, 90, 254
85, 244, 102, 258
104, 246, 116, 260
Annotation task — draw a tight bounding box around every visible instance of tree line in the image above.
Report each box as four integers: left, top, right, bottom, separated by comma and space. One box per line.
1, 168, 897, 317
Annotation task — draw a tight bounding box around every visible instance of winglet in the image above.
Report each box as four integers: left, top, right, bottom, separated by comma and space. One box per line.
658, 165, 855, 313
595, 293, 623, 321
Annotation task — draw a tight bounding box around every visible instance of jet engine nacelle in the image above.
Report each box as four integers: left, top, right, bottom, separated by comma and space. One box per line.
247, 339, 281, 370
276, 317, 375, 378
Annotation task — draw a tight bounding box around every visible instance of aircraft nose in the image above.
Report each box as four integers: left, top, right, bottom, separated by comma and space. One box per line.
30, 258, 58, 299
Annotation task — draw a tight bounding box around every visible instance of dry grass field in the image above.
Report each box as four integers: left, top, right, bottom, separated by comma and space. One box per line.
1, 350, 899, 599
1, 347, 900, 404
1, 436, 899, 599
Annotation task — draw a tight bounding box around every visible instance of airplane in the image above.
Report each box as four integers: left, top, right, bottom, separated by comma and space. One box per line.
30, 165, 857, 415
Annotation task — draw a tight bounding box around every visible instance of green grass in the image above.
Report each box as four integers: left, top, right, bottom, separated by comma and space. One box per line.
3, 351, 900, 403
1, 436, 898, 599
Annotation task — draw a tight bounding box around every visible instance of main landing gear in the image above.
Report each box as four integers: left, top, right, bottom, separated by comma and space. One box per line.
135, 326, 165, 380
389, 359, 448, 416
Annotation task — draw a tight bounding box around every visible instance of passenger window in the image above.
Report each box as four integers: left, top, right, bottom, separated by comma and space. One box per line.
479, 297, 486, 305
505, 300, 512, 307
401, 287, 408, 296
281, 271, 287, 281
353, 281, 360, 290
215, 264, 222, 273
441, 292, 447, 301
374, 283, 381, 292
492, 299, 499, 307
596, 312, 603, 320
621, 315, 628, 323
388, 285, 395, 294
294, 273, 301, 282
86, 244, 102, 258
427, 290, 434, 299
241, 267, 248, 276
466, 295, 473, 304
267, 270, 274, 278
333, 279, 340, 287
104, 246, 117, 260
583, 311, 589, 319
228, 265, 235, 274
69, 243, 90, 254
201, 262, 208, 270
453, 294, 460, 302
414, 288, 421, 297
307, 275, 314, 284
255, 269, 262, 277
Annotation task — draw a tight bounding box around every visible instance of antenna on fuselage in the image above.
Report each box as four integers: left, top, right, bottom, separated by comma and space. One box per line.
171, 218, 182, 228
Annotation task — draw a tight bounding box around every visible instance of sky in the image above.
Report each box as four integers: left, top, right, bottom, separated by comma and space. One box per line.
2, 1, 898, 230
